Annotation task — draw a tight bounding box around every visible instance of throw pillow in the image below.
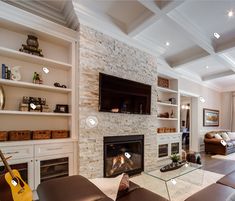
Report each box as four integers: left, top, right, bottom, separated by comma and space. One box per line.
227, 132, 235, 140
226, 191, 235, 201
205, 133, 214, 139
118, 174, 129, 191
221, 132, 231, 141
214, 133, 223, 140
89, 173, 128, 200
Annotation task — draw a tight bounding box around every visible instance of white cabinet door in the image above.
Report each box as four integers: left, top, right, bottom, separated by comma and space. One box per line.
0, 158, 34, 190
34, 153, 74, 189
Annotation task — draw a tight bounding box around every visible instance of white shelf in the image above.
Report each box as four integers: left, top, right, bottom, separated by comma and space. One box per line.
157, 102, 178, 107
157, 117, 178, 121
157, 86, 178, 93
0, 110, 71, 116
0, 138, 78, 147
0, 79, 71, 93
0, 47, 72, 70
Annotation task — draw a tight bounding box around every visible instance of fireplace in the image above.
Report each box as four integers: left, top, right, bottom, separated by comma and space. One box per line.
104, 135, 144, 177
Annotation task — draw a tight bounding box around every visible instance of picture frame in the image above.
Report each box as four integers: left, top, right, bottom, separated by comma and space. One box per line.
203, 108, 219, 127
54, 104, 69, 113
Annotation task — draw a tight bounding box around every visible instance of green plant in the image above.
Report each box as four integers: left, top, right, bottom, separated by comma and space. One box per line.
170, 153, 180, 163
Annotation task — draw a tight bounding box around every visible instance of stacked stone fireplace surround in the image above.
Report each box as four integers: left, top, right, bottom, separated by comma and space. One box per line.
78, 24, 159, 178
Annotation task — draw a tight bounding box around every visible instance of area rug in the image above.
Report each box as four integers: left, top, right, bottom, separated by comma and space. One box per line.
211, 153, 235, 160
130, 170, 224, 201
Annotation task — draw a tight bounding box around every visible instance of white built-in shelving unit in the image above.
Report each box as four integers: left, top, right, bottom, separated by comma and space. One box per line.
156, 74, 181, 162
0, 1, 78, 191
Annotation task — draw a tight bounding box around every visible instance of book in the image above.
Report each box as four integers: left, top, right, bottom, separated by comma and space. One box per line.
1, 64, 5, 79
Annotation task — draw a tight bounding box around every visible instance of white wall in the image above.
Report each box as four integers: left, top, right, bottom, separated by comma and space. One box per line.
221, 92, 232, 130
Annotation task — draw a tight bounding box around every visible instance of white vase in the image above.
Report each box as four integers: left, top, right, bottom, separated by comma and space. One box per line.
0, 85, 5, 110
11, 66, 21, 81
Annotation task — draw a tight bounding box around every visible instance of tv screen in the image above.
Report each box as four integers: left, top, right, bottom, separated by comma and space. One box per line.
99, 73, 151, 115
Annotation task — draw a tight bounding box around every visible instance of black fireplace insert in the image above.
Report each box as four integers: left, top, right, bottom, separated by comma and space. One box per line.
103, 135, 144, 177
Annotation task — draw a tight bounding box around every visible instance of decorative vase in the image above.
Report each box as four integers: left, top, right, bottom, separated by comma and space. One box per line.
0, 85, 5, 110
27, 35, 39, 48
11, 66, 21, 81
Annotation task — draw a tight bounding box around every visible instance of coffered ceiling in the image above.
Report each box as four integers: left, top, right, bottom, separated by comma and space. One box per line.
4, 0, 235, 92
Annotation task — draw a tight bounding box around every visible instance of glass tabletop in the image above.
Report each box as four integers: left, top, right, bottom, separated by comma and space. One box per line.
144, 162, 202, 182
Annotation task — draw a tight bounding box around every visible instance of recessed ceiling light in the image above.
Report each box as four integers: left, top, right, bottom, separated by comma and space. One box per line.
165, 41, 170, 46
214, 32, 220, 39
228, 10, 234, 17
206, 66, 209, 69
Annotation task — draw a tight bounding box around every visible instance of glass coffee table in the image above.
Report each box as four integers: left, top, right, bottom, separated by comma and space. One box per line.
143, 162, 203, 201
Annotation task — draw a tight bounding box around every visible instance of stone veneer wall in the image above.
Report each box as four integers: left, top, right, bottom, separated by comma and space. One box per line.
78, 24, 159, 178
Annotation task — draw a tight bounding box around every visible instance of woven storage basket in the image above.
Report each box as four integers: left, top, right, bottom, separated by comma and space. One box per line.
51, 130, 69, 139
8, 130, 31, 141
157, 128, 165, 133
158, 77, 169, 88
0, 131, 8, 141
32, 130, 51, 140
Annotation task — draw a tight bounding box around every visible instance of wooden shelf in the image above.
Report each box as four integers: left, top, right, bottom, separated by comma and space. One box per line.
157, 117, 178, 121
0, 79, 71, 93
0, 47, 72, 70
157, 86, 178, 93
0, 110, 71, 116
157, 132, 179, 135
157, 102, 178, 107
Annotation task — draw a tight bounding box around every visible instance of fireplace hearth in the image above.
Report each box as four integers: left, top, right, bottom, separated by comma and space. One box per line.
104, 135, 144, 177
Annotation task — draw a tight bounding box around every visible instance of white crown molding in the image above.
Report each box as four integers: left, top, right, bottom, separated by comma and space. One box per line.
0, 1, 77, 41
5, 0, 67, 26
65, 1, 79, 30
221, 85, 235, 92
175, 68, 222, 92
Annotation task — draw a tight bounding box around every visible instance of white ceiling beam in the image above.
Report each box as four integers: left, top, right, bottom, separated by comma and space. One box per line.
128, 0, 185, 37
137, 0, 162, 14
202, 70, 235, 81
166, 9, 235, 76
218, 54, 235, 71
127, 12, 159, 38
167, 10, 215, 55
161, 0, 185, 13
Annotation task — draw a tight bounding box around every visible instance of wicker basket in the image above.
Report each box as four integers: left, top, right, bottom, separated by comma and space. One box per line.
158, 77, 169, 88
32, 130, 51, 140
8, 130, 31, 141
51, 130, 69, 139
0, 131, 8, 141
157, 127, 165, 133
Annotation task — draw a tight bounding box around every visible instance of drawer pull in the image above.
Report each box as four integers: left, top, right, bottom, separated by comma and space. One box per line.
4, 151, 19, 155
47, 148, 62, 151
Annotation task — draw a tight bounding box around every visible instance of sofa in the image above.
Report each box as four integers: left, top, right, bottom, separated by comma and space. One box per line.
37, 175, 168, 201
204, 131, 235, 155
185, 170, 235, 201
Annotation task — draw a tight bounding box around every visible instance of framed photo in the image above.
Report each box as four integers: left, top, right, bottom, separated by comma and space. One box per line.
54, 104, 69, 113
203, 108, 219, 127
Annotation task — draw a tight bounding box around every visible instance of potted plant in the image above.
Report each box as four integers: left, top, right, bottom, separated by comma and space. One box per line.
170, 153, 180, 163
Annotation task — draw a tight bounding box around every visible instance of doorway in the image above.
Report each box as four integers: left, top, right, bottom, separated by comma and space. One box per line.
180, 95, 192, 152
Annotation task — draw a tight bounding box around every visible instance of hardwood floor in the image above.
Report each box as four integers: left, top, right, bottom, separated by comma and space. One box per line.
200, 152, 235, 175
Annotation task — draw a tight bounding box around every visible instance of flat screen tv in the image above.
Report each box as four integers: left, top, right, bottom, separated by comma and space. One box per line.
99, 73, 151, 115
